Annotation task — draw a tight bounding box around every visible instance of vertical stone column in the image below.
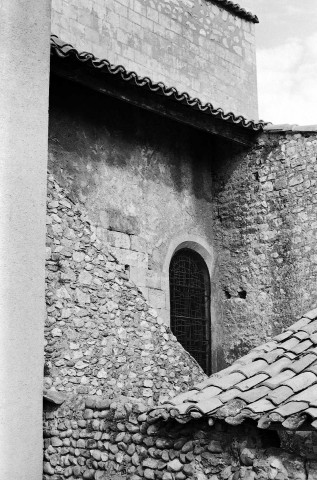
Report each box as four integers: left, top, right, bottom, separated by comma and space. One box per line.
0, 1, 51, 479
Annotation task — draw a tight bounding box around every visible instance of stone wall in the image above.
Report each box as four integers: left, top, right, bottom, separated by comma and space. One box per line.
48, 76, 317, 371
45, 172, 205, 403
48, 76, 226, 371
51, 0, 258, 119
43, 394, 317, 480
212, 128, 317, 365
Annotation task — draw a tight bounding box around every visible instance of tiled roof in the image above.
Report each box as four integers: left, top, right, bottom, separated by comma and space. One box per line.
212, 0, 259, 23
150, 308, 317, 431
50, 35, 265, 132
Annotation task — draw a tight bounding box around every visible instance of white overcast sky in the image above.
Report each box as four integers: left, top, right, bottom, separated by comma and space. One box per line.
238, 0, 317, 125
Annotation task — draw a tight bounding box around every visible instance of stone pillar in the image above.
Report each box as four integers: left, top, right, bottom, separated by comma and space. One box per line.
0, 1, 51, 479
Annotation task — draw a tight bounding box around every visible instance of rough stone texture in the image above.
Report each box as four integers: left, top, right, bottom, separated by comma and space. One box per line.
50, 0, 258, 120
48, 76, 221, 366
213, 131, 317, 365
43, 395, 317, 480
49, 76, 317, 373
45, 172, 205, 403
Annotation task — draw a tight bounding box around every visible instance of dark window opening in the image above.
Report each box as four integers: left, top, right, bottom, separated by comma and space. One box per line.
169, 248, 211, 374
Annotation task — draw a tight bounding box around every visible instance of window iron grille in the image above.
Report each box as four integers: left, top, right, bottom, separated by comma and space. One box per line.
169, 248, 211, 374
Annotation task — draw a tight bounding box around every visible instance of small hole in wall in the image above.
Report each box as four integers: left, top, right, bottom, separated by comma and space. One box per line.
238, 290, 247, 299
253, 171, 260, 182
224, 290, 231, 299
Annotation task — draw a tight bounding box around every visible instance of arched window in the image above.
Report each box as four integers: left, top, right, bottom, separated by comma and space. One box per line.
169, 248, 211, 374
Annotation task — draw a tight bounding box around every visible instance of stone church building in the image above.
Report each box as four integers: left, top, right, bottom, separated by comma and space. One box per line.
1, 1, 317, 479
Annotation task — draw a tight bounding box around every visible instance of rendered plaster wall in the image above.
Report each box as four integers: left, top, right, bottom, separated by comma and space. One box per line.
51, 0, 258, 120
0, 1, 51, 479
213, 130, 317, 366
48, 77, 225, 370
43, 395, 317, 480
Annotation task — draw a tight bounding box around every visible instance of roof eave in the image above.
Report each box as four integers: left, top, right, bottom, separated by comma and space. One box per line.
50, 36, 265, 148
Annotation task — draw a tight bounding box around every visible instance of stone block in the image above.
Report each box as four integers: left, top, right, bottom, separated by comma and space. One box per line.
101, 209, 140, 235
108, 230, 130, 249
148, 288, 166, 309
146, 270, 161, 290
130, 235, 148, 253
109, 247, 148, 268
129, 266, 147, 287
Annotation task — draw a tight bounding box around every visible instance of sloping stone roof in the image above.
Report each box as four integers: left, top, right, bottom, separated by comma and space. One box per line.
150, 308, 317, 431
50, 35, 265, 132
212, 0, 259, 23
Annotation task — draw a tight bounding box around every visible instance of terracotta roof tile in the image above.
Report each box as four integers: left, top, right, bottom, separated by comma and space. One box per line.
279, 337, 300, 351
307, 363, 317, 375
288, 354, 317, 373
306, 407, 317, 419
236, 359, 268, 378
291, 383, 317, 402
303, 308, 317, 319
197, 398, 223, 414
153, 307, 317, 431
189, 386, 222, 402
311, 334, 317, 344
207, 372, 246, 389
283, 372, 316, 392
244, 398, 275, 414
262, 348, 284, 364
274, 401, 309, 417
261, 357, 292, 377
50, 35, 266, 132
263, 369, 295, 389
273, 331, 293, 342
294, 331, 310, 341
218, 388, 242, 403
267, 386, 294, 405
237, 386, 271, 404
301, 320, 317, 335
235, 373, 269, 391
290, 340, 312, 355
289, 317, 310, 331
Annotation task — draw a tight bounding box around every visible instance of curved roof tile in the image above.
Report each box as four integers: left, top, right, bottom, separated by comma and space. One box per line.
50, 35, 266, 132
150, 307, 317, 431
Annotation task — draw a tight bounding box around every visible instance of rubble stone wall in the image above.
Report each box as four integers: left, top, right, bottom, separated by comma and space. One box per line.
45, 171, 205, 403
212, 129, 317, 365
51, 0, 258, 119
43, 395, 317, 480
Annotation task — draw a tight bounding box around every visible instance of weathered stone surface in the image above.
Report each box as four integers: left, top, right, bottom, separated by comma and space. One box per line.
167, 459, 183, 472
214, 131, 317, 366
51, 0, 258, 120
43, 143, 317, 480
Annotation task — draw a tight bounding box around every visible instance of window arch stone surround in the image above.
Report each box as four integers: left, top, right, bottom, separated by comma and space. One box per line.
161, 233, 218, 373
